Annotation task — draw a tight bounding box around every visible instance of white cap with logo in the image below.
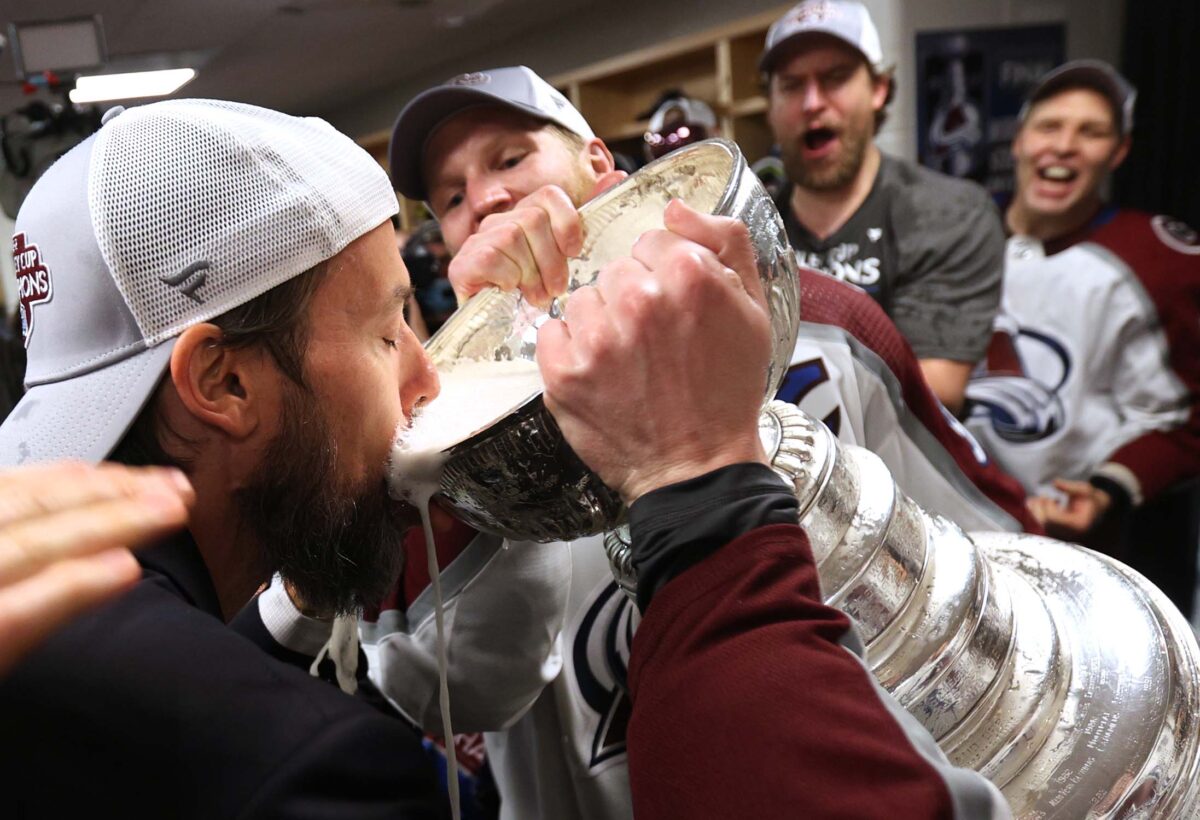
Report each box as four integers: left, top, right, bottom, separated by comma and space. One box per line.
390, 65, 594, 201
760, 0, 885, 74
0, 98, 399, 466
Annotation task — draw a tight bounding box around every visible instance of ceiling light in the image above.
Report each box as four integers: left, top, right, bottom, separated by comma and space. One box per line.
69, 68, 196, 104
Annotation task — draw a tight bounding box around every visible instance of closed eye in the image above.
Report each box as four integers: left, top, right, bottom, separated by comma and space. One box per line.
500, 152, 527, 170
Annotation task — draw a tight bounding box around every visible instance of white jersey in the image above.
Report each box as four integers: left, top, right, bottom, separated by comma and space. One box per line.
966, 232, 1193, 501
360, 532, 571, 733
485, 539, 634, 820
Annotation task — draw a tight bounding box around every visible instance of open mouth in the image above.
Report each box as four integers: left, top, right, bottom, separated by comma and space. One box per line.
804, 127, 837, 151
1037, 165, 1078, 183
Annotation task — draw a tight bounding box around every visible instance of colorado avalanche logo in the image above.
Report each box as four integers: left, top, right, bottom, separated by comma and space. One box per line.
12, 233, 53, 348
776, 357, 841, 435
572, 581, 637, 770
1151, 215, 1200, 256
966, 328, 1070, 442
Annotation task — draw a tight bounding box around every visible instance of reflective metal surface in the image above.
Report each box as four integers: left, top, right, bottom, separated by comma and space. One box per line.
760, 400, 1200, 818
424, 139, 801, 541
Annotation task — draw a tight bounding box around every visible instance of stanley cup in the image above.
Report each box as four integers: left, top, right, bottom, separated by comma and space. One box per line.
745, 402, 1200, 816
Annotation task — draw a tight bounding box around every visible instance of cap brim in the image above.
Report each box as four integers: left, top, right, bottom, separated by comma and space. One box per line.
389, 86, 550, 201
1026, 62, 1135, 136
0, 340, 176, 466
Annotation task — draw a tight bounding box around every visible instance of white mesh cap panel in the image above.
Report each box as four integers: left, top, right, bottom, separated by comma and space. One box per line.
89, 99, 399, 346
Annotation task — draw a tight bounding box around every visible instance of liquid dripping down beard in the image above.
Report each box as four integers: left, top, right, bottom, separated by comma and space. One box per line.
235, 383, 409, 616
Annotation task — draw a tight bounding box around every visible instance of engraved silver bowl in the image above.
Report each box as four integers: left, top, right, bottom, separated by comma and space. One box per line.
422, 139, 800, 541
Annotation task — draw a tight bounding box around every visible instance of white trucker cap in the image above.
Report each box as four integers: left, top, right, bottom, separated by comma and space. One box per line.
390, 65, 594, 201
0, 99, 399, 466
760, 0, 885, 74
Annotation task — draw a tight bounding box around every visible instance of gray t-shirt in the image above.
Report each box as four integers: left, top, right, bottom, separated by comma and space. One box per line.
776, 154, 1004, 363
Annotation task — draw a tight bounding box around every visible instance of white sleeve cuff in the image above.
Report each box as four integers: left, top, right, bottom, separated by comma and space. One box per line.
257, 573, 335, 658
1092, 461, 1144, 506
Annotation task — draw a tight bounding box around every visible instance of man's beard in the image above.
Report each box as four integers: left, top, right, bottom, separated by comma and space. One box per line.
781, 121, 872, 192
235, 385, 408, 616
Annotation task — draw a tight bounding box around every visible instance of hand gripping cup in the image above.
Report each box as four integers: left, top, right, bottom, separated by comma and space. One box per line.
414, 139, 800, 542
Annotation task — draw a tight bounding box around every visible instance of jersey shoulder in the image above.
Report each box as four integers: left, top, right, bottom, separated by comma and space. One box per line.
1089, 209, 1200, 284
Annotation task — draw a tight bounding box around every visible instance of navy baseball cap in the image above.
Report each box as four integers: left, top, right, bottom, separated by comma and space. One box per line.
389, 66, 594, 201
1021, 60, 1137, 138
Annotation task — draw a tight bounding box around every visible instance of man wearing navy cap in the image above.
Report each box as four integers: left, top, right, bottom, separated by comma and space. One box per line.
966, 61, 1200, 583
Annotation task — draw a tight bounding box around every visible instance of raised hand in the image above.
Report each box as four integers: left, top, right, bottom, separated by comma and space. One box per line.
447, 185, 582, 308
0, 461, 193, 676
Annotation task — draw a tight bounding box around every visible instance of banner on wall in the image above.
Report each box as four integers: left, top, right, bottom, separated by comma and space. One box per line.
915, 24, 1065, 195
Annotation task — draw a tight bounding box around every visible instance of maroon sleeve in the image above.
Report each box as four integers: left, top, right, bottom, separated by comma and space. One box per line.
1090, 212, 1200, 501
799, 270, 1042, 533
626, 523, 956, 819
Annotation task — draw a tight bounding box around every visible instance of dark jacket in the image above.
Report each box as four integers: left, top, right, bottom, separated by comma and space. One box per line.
0, 533, 444, 819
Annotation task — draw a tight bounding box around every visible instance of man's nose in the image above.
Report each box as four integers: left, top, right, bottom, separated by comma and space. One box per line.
1049, 128, 1080, 155
468, 179, 514, 223
402, 342, 441, 419
801, 79, 826, 115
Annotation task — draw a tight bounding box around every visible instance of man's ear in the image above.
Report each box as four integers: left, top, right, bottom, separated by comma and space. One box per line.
871, 70, 892, 112
168, 323, 278, 439
1108, 135, 1132, 173
585, 138, 627, 196
585, 137, 616, 178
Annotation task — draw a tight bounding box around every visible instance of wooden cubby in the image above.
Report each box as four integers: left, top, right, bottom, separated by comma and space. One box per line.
358, 4, 790, 227
548, 5, 788, 167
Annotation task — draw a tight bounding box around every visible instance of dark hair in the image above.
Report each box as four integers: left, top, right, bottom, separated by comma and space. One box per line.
109, 262, 329, 468
873, 70, 896, 133
546, 122, 587, 153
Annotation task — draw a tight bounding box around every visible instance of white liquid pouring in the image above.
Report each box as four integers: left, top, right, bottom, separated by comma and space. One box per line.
387, 358, 544, 820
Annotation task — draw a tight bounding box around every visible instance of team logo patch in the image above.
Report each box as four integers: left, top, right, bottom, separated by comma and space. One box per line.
1151, 215, 1200, 256
966, 327, 1070, 443
571, 581, 637, 770
449, 72, 490, 87
792, 1, 841, 24
12, 233, 53, 348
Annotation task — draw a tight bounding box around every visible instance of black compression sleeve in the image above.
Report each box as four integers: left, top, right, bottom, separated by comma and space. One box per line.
628, 462, 799, 612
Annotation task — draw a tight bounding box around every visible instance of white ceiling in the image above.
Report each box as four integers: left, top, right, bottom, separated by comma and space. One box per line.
0, 0, 599, 128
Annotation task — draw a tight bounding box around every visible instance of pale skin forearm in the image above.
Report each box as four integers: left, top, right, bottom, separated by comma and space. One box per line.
918, 358, 974, 416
